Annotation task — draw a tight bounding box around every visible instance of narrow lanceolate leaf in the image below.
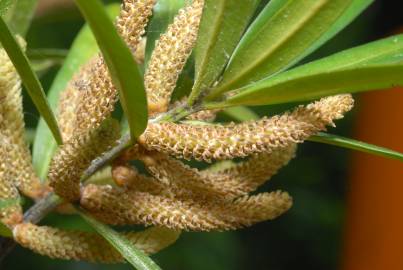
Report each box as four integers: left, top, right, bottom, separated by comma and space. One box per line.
187, 0, 260, 104
0, 221, 12, 237
79, 210, 162, 270
170, 55, 195, 101
222, 106, 259, 122
209, 0, 373, 98
3, 0, 38, 36
0, 17, 62, 144
145, 0, 185, 68
32, 4, 120, 180
216, 35, 403, 107
74, 0, 148, 141
27, 48, 68, 62
310, 133, 403, 162
0, 0, 13, 16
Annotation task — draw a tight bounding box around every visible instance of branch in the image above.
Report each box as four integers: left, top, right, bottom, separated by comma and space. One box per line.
0, 193, 61, 262
0, 103, 200, 262
81, 133, 131, 181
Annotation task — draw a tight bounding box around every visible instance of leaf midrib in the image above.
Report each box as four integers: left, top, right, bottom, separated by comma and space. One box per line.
218, 0, 347, 92
235, 36, 403, 93
228, 63, 403, 105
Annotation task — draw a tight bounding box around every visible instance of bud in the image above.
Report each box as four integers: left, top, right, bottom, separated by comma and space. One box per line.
112, 164, 165, 194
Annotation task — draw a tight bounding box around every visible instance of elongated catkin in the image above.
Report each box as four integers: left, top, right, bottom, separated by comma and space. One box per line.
14, 223, 180, 263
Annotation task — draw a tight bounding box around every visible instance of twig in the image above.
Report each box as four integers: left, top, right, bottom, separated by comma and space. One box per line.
81, 133, 131, 181
0, 193, 61, 262
0, 102, 201, 262
24, 194, 62, 224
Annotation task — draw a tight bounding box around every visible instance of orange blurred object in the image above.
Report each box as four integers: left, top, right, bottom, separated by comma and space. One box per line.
342, 86, 403, 270
36, 0, 74, 17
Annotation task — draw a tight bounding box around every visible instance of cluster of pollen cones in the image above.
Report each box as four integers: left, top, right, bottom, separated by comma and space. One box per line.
0, 0, 354, 264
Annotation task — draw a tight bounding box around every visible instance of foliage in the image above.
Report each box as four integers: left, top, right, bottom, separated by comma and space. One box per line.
0, 0, 402, 269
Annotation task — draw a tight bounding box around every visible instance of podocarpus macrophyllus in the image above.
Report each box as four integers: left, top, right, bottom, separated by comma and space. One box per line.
0, 0, 360, 264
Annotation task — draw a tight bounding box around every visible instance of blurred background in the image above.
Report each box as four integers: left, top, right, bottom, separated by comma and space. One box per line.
2, 0, 403, 269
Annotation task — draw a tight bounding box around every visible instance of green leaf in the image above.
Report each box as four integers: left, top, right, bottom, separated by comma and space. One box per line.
74, 0, 148, 141
31, 60, 63, 77
27, 48, 68, 61
32, 4, 120, 180
222, 106, 259, 122
79, 210, 161, 270
310, 133, 403, 162
25, 128, 35, 144
170, 54, 195, 101
0, 221, 12, 238
3, 0, 38, 36
0, 198, 20, 210
0, 16, 62, 144
145, 0, 185, 69
0, 0, 13, 16
0, 197, 20, 237
188, 0, 260, 104
213, 35, 403, 107
209, 0, 373, 98
28, 49, 67, 75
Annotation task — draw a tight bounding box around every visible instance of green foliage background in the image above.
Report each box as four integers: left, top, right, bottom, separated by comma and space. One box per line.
2, 1, 400, 269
